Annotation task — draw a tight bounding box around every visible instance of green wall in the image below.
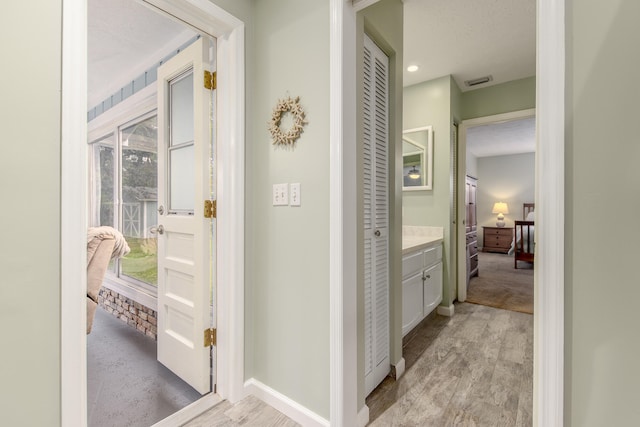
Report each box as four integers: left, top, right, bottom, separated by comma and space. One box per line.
0, 1, 62, 425
566, 0, 640, 425
461, 76, 536, 120
403, 76, 456, 306
247, 0, 331, 418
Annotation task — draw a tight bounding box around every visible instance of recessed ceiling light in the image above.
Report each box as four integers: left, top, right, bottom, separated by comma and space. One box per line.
407, 65, 419, 72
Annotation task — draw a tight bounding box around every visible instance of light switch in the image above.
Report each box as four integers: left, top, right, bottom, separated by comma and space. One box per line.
290, 183, 301, 206
273, 183, 288, 206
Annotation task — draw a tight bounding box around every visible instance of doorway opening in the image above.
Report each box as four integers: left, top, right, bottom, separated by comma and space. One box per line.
86, 0, 216, 424
458, 110, 536, 316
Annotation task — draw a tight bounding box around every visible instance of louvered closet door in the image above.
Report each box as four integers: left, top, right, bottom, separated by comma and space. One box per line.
363, 35, 390, 396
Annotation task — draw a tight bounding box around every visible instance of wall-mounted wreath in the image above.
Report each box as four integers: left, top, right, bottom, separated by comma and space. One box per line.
268, 95, 307, 146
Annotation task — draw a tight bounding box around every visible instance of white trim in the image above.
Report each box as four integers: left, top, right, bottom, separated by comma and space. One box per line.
436, 304, 455, 317
456, 108, 536, 303
101, 277, 158, 311
88, 84, 157, 140
352, 0, 380, 13
214, 14, 246, 404
535, 0, 564, 425
244, 379, 330, 427
62, 1, 246, 425
151, 393, 222, 427
330, 1, 359, 426
61, 1, 87, 426
357, 404, 370, 427
393, 357, 406, 379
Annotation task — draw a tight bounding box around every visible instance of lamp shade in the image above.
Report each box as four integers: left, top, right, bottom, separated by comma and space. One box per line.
492, 202, 509, 215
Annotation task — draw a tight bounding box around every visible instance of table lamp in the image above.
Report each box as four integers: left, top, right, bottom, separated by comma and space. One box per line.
492, 202, 509, 227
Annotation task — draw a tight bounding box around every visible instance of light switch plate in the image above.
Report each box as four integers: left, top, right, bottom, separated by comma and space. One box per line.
273, 183, 289, 206
290, 183, 301, 206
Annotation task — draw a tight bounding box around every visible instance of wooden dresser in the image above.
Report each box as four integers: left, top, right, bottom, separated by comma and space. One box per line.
483, 226, 513, 254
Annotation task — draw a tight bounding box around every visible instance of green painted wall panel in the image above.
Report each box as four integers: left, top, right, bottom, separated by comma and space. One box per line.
461, 76, 536, 120
566, 0, 640, 425
248, 0, 331, 418
0, 1, 62, 425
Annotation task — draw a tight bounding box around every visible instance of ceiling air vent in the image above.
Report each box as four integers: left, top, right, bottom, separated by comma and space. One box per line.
464, 75, 493, 87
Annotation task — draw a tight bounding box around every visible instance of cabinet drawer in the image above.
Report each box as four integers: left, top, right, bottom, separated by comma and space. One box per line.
402, 250, 424, 278
469, 253, 478, 271
485, 228, 512, 237
423, 245, 442, 268
486, 235, 512, 247
468, 243, 478, 256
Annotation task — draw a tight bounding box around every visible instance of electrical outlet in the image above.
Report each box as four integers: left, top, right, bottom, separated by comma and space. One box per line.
290, 183, 301, 206
272, 183, 289, 206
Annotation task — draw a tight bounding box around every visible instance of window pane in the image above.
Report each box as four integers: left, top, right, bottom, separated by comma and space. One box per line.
170, 71, 194, 146
169, 144, 195, 211
91, 135, 115, 228
120, 115, 158, 286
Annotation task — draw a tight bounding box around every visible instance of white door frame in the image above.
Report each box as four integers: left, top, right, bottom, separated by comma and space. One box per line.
456, 108, 537, 303
332, 0, 564, 426
61, 1, 246, 425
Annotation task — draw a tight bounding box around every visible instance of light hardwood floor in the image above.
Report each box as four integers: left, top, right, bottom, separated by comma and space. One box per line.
367, 302, 533, 426
186, 302, 532, 426
183, 395, 300, 427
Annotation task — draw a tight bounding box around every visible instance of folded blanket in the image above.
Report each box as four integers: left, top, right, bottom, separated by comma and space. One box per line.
87, 226, 131, 260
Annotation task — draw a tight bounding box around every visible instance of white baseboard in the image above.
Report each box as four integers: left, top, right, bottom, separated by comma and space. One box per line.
393, 357, 406, 380
437, 304, 455, 317
244, 378, 329, 427
358, 404, 370, 427
151, 393, 221, 427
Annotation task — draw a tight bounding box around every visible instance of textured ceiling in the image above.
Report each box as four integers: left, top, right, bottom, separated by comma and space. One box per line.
88, 0, 195, 108
467, 117, 535, 158
403, 0, 536, 91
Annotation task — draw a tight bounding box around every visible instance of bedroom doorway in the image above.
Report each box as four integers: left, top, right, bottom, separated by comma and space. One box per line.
456, 109, 536, 310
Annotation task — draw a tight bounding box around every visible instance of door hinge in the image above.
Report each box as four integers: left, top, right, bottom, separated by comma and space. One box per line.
204, 199, 217, 218
204, 70, 217, 90
204, 328, 217, 347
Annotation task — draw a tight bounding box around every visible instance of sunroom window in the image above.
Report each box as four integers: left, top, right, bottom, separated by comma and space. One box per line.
90, 113, 158, 292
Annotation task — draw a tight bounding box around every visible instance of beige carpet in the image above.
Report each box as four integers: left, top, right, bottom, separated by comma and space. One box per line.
466, 251, 533, 314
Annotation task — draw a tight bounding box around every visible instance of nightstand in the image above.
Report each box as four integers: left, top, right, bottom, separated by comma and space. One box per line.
483, 226, 513, 254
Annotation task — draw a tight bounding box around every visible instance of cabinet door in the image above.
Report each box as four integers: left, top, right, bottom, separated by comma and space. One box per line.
423, 262, 443, 316
402, 272, 424, 336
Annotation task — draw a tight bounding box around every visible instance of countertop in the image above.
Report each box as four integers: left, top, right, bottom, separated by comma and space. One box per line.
402, 225, 444, 254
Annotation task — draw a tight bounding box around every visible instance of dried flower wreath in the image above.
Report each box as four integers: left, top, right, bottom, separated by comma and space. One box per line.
268, 95, 307, 146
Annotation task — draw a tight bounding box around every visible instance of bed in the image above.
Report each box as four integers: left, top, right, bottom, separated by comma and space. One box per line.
511, 203, 535, 269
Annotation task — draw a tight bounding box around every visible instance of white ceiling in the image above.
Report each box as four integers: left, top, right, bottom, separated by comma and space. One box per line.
467, 117, 536, 158
403, 0, 536, 91
88, 0, 195, 108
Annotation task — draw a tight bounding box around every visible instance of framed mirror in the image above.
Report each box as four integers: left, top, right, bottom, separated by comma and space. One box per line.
402, 126, 433, 191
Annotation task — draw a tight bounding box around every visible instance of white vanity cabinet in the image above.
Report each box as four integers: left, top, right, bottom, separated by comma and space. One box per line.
402, 243, 443, 336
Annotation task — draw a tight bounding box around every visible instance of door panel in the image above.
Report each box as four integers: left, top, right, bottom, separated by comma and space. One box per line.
363, 35, 390, 397
156, 37, 215, 395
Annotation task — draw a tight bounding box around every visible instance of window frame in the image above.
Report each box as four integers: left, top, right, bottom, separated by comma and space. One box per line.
88, 86, 159, 307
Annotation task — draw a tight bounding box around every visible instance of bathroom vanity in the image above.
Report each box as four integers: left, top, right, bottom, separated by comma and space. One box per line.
402, 226, 444, 336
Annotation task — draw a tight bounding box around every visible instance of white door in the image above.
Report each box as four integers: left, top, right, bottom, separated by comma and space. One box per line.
363, 35, 390, 396
156, 37, 216, 395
